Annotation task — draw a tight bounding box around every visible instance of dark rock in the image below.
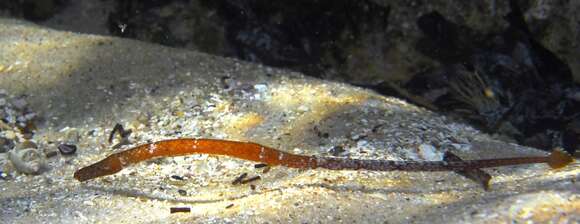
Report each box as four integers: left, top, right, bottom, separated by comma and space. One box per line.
57, 143, 77, 155
0, 137, 14, 153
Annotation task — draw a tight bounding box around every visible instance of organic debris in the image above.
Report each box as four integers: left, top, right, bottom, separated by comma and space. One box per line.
239, 175, 261, 185
169, 207, 190, 214
108, 123, 132, 149
231, 172, 248, 185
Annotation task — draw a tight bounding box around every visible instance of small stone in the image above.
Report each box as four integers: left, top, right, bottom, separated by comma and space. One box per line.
254, 84, 268, 92
0, 137, 15, 153
4, 130, 16, 140
83, 200, 95, 206
0, 153, 13, 174
171, 175, 184, 180
44, 148, 58, 158
18, 140, 37, 149
328, 146, 346, 156
12, 98, 27, 110
178, 189, 187, 196
64, 128, 81, 144
8, 148, 47, 175
418, 144, 441, 160
297, 105, 309, 112
136, 113, 150, 126
21, 132, 33, 139
58, 144, 77, 155
0, 121, 11, 130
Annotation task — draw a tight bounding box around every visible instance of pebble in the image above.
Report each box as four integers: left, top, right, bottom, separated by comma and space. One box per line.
0, 153, 13, 174
12, 98, 27, 110
0, 137, 14, 153
83, 200, 95, 206
297, 105, 309, 112
58, 144, 77, 155
64, 128, 81, 144
253, 84, 268, 92
4, 130, 16, 140
8, 148, 47, 175
170, 175, 184, 180
44, 148, 58, 158
18, 140, 37, 149
328, 146, 346, 156
418, 144, 441, 160
0, 121, 11, 130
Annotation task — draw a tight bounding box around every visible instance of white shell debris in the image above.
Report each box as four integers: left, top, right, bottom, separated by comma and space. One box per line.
253, 83, 268, 92
7, 148, 47, 175
418, 144, 442, 160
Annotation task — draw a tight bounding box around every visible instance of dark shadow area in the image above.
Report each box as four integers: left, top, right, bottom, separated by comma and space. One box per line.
2, 0, 577, 155
3, 166, 572, 207
197, 0, 389, 77
0, 0, 69, 21
369, 0, 580, 154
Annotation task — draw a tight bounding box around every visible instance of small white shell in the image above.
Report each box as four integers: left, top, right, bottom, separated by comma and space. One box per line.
7, 148, 47, 175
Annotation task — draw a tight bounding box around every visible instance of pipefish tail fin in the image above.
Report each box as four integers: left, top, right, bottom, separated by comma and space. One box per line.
547, 148, 574, 169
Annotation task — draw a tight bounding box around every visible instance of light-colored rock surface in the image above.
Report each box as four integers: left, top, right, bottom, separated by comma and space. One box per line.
0, 19, 578, 223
